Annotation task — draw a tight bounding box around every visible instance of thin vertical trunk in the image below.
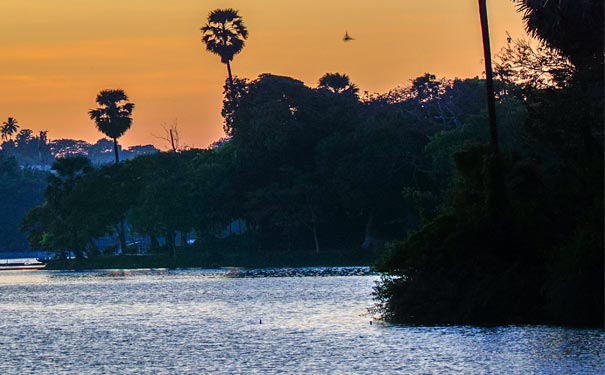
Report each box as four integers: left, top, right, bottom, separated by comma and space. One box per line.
112, 136, 127, 254
226, 61, 233, 87
479, 0, 507, 220
478, 0, 499, 154
169, 129, 176, 152
113, 137, 120, 163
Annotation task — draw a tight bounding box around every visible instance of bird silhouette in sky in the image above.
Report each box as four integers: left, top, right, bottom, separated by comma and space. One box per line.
343, 31, 355, 42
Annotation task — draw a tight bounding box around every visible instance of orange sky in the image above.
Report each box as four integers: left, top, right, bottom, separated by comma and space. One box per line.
0, 1, 529, 150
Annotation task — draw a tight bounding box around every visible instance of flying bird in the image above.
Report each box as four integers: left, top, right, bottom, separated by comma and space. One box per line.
343, 31, 355, 42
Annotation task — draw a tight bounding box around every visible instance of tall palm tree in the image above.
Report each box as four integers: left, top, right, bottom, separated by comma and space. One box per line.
88, 89, 135, 163
88, 89, 134, 255
201, 8, 249, 86
1, 117, 20, 141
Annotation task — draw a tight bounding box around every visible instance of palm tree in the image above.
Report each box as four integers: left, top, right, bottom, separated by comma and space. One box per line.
1, 117, 20, 141
201, 8, 249, 86
88, 89, 135, 163
88, 89, 134, 255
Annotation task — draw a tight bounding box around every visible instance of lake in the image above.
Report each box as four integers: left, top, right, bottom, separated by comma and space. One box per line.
0, 268, 603, 374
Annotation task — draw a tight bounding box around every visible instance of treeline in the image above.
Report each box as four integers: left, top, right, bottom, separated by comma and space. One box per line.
374, 0, 604, 327
0, 131, 158, 253
0, 153, 46, 251
0, 128, 158, 167
21, 71, 524, 261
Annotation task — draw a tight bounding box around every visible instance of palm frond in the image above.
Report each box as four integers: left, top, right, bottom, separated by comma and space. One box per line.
200, 8, 248, 65
89, 89, 134, 141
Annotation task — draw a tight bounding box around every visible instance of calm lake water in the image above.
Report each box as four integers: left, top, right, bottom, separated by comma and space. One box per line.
0, 268, 603, 375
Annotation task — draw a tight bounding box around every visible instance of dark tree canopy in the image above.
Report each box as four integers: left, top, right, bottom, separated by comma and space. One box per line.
514, 0, 604, 71
318, 73, 359, 96
0, 151, 46, 252
374, 2, 604, 328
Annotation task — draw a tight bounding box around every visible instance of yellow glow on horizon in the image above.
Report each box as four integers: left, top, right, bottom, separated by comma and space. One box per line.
0, 0, 529, 149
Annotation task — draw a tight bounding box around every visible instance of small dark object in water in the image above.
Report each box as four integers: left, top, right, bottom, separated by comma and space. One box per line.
259, 319, 262, 324
370, 320, 372, 325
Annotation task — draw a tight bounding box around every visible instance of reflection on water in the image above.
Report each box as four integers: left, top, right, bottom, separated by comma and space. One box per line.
0, 268, 603, 375
0, 269, 50, 284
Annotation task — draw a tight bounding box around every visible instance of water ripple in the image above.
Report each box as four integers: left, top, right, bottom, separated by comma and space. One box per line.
0, 268, 602, 375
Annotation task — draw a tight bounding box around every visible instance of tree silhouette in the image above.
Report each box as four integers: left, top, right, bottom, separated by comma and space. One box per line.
514, 0, 603, 72
318, 73, 359, 96
201, 8, 249, 86
21, 156, 95, 259
514, 0, 603, 158
88, 89, 134, 254
1, 117, 20, 141
88, 89, 135, 164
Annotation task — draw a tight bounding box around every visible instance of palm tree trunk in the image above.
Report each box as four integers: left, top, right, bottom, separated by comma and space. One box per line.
112, 137, 120, 163
111, 137, 127, 254
478, 0, 507, 220
478, 0, 499, 154
226, 61, 233, 87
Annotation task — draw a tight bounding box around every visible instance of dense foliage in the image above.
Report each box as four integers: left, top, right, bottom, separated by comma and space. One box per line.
21, 72, 498, 262
374, 0, 603, 327
0, 152, 46, 252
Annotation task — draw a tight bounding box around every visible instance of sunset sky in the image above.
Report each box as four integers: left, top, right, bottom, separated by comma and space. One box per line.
0, 1, 529, 150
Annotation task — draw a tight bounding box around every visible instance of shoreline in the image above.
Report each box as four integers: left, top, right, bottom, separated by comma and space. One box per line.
41, 248, 382, 271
